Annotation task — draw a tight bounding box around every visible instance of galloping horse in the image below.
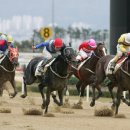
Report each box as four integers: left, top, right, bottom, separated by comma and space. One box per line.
92, 54, 130, 115
69, 43, 107, 105
0, 46, 19, 97
21, 46, 77, 113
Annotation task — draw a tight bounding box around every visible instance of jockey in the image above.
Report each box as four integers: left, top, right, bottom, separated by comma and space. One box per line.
76, 39, 97, 62
32, 37, 65, 76
7, 35, 14, 47
0, 34, 14, 56
109, 33, 130, 71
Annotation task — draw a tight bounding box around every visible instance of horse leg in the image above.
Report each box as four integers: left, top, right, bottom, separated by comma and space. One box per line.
38, 84, 46, 109
45, 88, 51, 114
95, 83, 103, 99
76, 80, 82, 94
58, 89, 64, 106
107, 83, 116, 109
51, 91, 61, 105
77, 83, 86, 105
9, 80, 17, 98
64, 85, 70, 103
126, 90, 130, 106
90, 84, 96, 107
121, 91, 130, 106
0, 87, 3, 96
128, 90, 130, 106
114, 88, 122, 115
21, 77, 27, 98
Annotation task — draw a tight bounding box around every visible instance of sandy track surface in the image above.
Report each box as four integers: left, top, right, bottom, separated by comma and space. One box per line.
0, 93, 130, 130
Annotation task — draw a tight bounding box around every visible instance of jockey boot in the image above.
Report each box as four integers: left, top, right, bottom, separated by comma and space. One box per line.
37, 59, 48, 75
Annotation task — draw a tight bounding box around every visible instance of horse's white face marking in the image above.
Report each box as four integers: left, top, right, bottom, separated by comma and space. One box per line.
102, 47, 107, 56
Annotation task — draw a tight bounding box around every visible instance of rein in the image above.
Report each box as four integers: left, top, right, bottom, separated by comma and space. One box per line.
92, 52, 100, 59
50, 65, 69, 79
85, 68, 95, 74
0, 64, 15, 72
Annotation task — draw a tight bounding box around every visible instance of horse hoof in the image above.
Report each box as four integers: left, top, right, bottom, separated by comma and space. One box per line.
111, 104, 115, 110
9, 93, 17, 98
90, 102, 95, 107
20, 94, 27, 98
41, 104, 46, 109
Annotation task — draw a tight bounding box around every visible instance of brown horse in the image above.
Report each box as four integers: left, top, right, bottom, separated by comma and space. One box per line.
68, 43, 107, 105
92, 54, 130, 115
0, 46, 19, 97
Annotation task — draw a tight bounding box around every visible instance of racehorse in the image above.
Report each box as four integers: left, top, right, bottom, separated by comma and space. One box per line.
21, 46, 77, 113
68, 43, 107, 105
92, 53, 130, 115
0, 46, 19, 97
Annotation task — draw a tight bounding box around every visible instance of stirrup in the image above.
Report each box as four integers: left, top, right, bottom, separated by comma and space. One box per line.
110, 66, 114, 71
38, 66, 44, 73
109, 62, 115, 70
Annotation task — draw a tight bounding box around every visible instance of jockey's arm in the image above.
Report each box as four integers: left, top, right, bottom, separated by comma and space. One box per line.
118, 44, 127, 53
35, 42, 49, 49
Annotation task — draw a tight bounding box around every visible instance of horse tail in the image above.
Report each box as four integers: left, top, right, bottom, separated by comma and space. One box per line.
21, 64, 27, 97
23, 64, 26, 73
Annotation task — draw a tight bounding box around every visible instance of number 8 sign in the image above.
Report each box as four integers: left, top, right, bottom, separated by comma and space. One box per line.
40, 27, 52, 40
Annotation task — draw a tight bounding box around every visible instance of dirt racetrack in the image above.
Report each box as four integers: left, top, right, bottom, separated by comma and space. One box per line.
0, 92, 130, 130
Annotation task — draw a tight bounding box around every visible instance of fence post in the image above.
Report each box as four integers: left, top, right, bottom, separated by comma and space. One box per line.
86, 85, 89, 102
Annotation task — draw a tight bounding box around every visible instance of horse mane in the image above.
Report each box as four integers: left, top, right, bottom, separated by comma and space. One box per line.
97, 42, 104, 46
52, 55, 67, 68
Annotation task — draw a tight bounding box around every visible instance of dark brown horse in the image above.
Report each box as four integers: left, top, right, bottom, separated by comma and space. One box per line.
67, 43, 107, 105
92, 54, 130, 115
0, 46, 19, 97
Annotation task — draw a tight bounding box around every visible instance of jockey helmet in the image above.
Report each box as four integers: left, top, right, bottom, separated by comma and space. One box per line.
124, 33, 130, 45
1, 34, 8, 41
54, 38, 63, 48
7, 35, 13, 43
87, 39, 97, 50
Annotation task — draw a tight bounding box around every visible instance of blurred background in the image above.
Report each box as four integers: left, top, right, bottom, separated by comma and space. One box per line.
1, 0, 130, 96
0, 0, 109, 50
0, 0, 130, 72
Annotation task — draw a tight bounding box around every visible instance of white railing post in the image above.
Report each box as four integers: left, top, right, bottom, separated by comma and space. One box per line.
86, 85, 89, 102
123, 91, 126, 99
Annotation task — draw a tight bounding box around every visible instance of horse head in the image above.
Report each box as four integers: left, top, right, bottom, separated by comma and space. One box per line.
94, 42, 107, 58
8, 46, 19, 66
62, 46, 77, 64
